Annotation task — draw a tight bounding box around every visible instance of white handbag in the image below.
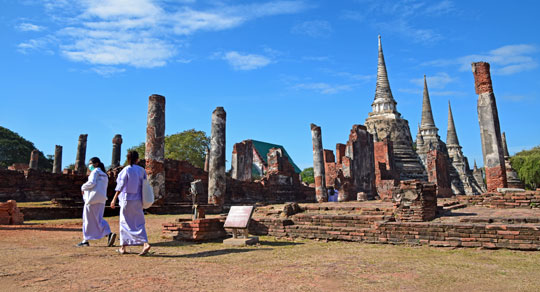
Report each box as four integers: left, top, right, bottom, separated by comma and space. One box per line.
142, 178, 155, 209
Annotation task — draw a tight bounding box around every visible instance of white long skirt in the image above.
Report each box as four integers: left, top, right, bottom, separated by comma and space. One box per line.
119, 199, 148, 246
83, 203, 111, 241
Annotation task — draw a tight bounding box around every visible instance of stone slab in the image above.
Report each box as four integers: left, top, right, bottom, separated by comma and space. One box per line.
223, 236, 259, 246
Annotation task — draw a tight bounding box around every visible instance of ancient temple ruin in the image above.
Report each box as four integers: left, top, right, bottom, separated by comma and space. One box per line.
315, 124, 376, 201
364, 36, 426, 181
415, 76, 447, 165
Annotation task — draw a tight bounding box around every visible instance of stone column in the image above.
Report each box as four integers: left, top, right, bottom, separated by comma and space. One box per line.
52, 145, 62, 174
145, 94, 166, 201
74, 134, 88, 175
29, 149, 39, 170
472, 62, 507, 192
311, 123, 327, 202
111, 134, 123, 169
208, 107, 226, 206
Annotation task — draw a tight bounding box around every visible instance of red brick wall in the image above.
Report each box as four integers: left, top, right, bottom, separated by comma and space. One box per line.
250, 214, 540, 250
485, 165, 508, 193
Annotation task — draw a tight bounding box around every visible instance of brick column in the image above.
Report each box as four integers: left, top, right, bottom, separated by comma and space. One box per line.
310, 123, 327, 202
74, 134, 88, 175
145, 94, 166, 201
29, 149, 39, 170
208, 107, 226, 206
52, 145, 62, 174
472, 62, 507, 191
111, 134, 123, 169
231, 140, 253, 181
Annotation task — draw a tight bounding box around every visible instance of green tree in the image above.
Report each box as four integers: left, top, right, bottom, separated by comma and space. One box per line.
300, 167, 314, 184
510, 146, 540, 190
126, 129, 210, 169
0, 126, 53, 171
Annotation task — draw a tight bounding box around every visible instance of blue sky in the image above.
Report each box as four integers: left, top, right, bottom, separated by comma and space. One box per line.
1, 0, 539, 170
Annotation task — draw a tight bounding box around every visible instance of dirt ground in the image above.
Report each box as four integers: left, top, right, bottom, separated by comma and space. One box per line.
2, 215, 540, 292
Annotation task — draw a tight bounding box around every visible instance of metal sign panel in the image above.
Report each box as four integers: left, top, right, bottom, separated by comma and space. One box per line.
224, 206, 255, 229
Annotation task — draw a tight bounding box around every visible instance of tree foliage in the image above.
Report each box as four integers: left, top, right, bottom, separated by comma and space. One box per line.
126, 129, 210, 169
510, 146, 540, 190
0, 126, 53, 171
300, 167, 314, 184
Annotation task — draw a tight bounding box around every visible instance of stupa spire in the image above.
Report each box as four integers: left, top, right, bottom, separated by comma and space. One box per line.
420, 75, 436, 129
446, 100, 460, 146
370, 35, 398, 116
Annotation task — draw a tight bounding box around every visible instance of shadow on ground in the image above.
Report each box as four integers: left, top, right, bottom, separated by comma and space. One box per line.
0, 225, 80, 232
258, 240, 304, 247
147, 248, 272, 258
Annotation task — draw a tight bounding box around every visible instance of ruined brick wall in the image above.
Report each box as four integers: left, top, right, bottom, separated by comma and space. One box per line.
393, 180, 437, 222
323, 149, 338, 187
346, 125, 376, 199
164, 159, 209, 204
426, 149, 453, 198
0, 169, 87, 202
456, 191, 540, 209
1, 157, 314, 206
250, 215, 540, 250
231, 140, 253, 182
373, 140, 399, 200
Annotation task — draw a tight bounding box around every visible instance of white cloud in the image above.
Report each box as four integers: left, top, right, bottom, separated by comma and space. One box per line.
91, 66, 126, 76
17, 36, 56, 54
423, 44, 538, 75
291, 20, 332, 38
17, 22, 45, 32
18, 0, 308, 72
343, 0, 454, 43
222, 51, 271, 71
294, 82, 355, 94
410, 72, 455, 89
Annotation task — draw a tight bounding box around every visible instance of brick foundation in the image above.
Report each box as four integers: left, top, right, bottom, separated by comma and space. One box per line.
162, 218, 226, 241
457, 191, 540, 209
250, 211, 540, 251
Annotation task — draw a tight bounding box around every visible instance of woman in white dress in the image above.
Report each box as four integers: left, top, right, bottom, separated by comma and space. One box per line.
110, 151, 151, 255
78, 157, 116, 247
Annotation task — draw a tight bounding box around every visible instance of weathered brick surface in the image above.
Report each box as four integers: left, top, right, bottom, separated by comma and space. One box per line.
162, 218, 226, 241
457, 191, 540, 209
0, 200, 24, 225
0, 169, 87, 202
485, 165, 507, 193
250, 212, 540, 251
373, 140, 399, 200
393, 180, 437, 222
426, 149, 453, 198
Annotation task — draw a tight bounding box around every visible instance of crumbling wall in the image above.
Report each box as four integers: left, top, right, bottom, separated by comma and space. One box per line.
0, 169, 87, 202
231, 140, 253, 182
393, 180, 437, 222
426, 149, 453, 198
373, 139, 399, 200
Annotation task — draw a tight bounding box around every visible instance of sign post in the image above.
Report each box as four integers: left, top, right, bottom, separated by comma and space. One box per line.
223, 206, 258, 246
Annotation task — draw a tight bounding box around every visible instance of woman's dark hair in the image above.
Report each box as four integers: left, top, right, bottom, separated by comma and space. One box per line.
127, 151, 139, 166
89, 157, 106, 172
